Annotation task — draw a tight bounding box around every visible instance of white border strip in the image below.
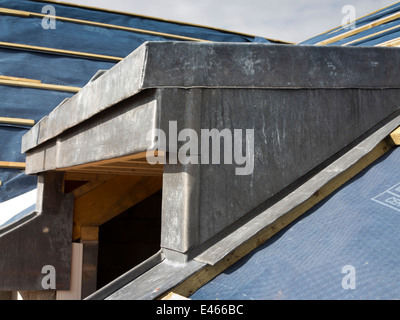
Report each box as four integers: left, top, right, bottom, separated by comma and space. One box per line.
0, 189, 37, 227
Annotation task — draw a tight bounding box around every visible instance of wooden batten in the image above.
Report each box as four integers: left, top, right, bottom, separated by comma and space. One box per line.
0, 117, 35, 126
0, 76, 81, 93
0, 7, 30, 17
61, 152, 164, 177
389, 126, 400, 145
0, 76, 41, 84
0, 41, 123, 62
72, 174, 163, 240
0, 161, 26, 169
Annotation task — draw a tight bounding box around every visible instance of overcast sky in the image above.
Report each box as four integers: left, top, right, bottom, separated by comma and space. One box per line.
62, 0, 396, 43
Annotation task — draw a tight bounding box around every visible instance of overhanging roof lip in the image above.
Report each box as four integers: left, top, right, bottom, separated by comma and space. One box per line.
21, 42, 400, 155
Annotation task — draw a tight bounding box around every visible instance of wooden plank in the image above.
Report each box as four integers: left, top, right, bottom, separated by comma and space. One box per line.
68, 169, 162, 177
95, 165, 162, 171
97, 162, 163, 170
0, 117, 35, 126
61, 151, 163, 171
0, 8, 30, 17
92, 166, 163, 173
0, 41, 123, 62
80, 227, 99, 242
70, 165, 162, 172
168, 139, 393, 297
0, 78, 81, 93
0, 161, 26, 169
0, 291, 13, 300
0, 76, 41, 84
389, 127, 400, 145
316, 11, 400, 46
122, 160, 155, 164
71, 178, 114, 198
64, 172, 116, 182
73, 175, 163, 240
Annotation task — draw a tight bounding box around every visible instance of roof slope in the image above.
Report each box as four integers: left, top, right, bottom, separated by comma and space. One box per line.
191, 146, 400, 300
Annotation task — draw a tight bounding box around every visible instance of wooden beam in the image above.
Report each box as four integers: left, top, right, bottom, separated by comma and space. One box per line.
0, 117, 35, 126
60, 152, 164, 177
61, 152, 156, 171
0, 76, 41, 84
80, 226, 99, 242
64, 172, 116, 182
73, 175, 163, 240
0, 8, 30, 17
73, 166, 162, 172
168, 138, 393, 298
0, 77, 81, 93
68, 170, 162, 177
71, 176, 115, 198
0, 41, 123, 62
389, 127, 400, 145
96, 162, 163, 170
0, 161, 26, 169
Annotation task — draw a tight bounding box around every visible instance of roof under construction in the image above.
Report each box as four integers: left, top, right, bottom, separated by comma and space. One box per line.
1, 0, 400, 301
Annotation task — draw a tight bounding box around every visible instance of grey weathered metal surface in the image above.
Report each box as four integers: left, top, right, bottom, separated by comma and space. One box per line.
21, 42, 400, 154
194, 113, 400, 265
157, 88, 400, 251
20, 42, 400, 298
0, 172, 73, 291
104, 259, 205, 300
86, 251, 164, 300
25, 90, 159, 173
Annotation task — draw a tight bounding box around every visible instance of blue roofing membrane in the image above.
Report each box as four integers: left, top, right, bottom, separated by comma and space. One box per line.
191, 147, 400, 300
0, 0, 276, 206
301, 1, 400, 46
